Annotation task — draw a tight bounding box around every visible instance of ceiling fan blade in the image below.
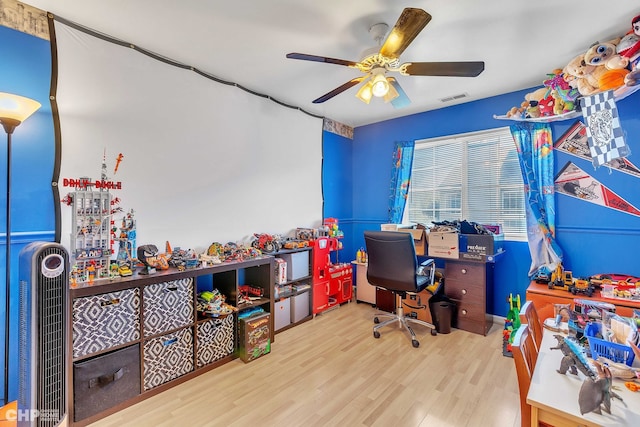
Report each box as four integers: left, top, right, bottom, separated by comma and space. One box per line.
403, 61, 485, 77
286, 52, 358, 67
387, 77, 411, 109
313, 76, 367, 103
379, 8, 432, 59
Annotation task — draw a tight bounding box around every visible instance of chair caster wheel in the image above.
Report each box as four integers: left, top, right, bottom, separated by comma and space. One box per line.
412, 339, 419, 348
374, 317, 380, 324
373, 331, 380, 339
431, 329, 437, 336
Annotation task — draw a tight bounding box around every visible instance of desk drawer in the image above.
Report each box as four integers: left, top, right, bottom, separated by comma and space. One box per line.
444, 262, 486, 284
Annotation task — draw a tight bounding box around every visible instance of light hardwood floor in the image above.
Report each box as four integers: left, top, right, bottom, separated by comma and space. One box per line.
89, 302, 521, 427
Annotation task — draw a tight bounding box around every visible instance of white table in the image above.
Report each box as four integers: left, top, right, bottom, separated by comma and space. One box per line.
527, 330, 640, 426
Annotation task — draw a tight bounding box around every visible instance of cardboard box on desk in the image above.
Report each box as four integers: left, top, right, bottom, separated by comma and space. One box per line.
427, 231, 459, 259
397, 229, 427, 256
380, 225, 427, 256
459, 233, 504, 256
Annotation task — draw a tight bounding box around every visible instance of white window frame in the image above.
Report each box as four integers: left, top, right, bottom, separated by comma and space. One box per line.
404, 127, 526, 241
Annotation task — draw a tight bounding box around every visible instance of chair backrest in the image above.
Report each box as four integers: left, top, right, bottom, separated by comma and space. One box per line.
519, 301, 543, 351
511, 324, 539, 427
364, 231, 418, 293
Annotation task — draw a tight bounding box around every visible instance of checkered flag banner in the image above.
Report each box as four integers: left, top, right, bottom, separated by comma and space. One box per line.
579, 90, 630, 168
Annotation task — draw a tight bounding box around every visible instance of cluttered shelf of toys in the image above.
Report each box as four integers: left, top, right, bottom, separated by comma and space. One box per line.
527, 264, 640, 317
494, 13, 640, 123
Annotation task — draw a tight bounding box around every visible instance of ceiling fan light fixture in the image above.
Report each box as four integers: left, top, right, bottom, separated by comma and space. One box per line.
370, 69, 389, 97
383, 81, 399, 103
355, 81, 373, 104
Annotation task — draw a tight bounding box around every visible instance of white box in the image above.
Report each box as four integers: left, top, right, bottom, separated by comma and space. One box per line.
274, 258, 287, 285
427, 231, 459, 259
274, 297, 291, 331
291, 291, 310, 323
279, 252, 309, 281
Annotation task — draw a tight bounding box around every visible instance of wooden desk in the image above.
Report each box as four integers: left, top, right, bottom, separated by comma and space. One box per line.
526, 281, 640, 322
527, 330, 640, 427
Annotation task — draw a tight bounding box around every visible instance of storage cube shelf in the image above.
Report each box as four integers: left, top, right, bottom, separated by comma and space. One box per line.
273, 247, 314, 332
68, 256, 274, 426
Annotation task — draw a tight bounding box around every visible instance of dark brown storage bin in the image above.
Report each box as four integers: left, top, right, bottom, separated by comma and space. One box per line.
73, 344, 141, 421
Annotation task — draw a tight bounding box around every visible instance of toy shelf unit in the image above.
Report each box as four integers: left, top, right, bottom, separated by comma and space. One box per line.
273, 247, 313, 332
68, 257, 274, 427
312, 236, 353, 315
70, 186, 114, 284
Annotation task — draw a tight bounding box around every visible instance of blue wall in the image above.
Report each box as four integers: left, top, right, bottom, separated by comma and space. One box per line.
323, 87, 640, 318
1, 25, 55, 402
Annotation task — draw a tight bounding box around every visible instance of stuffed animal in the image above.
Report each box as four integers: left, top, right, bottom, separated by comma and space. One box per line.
563, 54, 599, 95
538, 94, 556, 117
598, 68, 630, 90
607, 14, 640, 70
583, 38, 621, 67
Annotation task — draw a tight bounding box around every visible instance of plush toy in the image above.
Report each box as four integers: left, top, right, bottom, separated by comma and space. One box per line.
598, 68, 630, 90
583, 38, 621, 67
564, 46, 619, 96
538, 94, 556, 117
607, 15, 640, 71
563, 53, 599, 95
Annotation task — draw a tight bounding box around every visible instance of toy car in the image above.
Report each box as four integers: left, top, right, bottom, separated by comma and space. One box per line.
118, 263, 133, 277
568, 278, 594, 297
588, 273, 640, 288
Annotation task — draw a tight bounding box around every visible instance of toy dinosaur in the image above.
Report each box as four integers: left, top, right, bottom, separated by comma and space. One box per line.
578, 362, 624, 415
551, 335, 626, 415
551, 335, 597, 379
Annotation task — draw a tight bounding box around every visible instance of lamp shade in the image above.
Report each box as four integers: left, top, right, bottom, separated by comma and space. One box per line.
355, 80, 374, 104
0, 92, 41, 124
371, 73, 389, 97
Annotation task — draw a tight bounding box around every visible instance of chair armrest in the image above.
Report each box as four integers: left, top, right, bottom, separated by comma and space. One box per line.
417, 259, 436, 285
419, 259, 435, 269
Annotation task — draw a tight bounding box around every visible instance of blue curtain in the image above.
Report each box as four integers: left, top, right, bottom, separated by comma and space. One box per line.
388, 141, 414, 223
510, 123, 563, 278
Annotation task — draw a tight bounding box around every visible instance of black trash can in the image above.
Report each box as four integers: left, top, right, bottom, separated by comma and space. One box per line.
430, 300, 454, 334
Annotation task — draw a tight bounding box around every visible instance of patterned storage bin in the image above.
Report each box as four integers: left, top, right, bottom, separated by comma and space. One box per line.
143, 278, 194, 337
72, 288, 141, 359
196, 315, 235, 368
143, 327, 194, 390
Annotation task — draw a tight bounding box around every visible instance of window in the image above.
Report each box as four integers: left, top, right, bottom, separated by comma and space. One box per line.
405, 127, 526, 240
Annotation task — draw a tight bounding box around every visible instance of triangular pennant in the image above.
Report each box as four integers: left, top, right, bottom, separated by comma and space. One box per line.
554, 162, 640, 217
554, 120, 640, 178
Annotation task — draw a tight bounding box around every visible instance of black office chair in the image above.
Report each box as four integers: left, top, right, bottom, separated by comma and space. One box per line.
364, 230, 441, 347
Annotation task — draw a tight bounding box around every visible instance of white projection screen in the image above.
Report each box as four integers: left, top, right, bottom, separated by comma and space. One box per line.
54, 21, 323, 253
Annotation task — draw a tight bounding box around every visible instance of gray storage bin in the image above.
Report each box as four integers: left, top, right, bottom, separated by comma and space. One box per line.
143, 278, 194, 337
143, 327, 194, 390
196, 315, 234, 367
72, 288, 141, 359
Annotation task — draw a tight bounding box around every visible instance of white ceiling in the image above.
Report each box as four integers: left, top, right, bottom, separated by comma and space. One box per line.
23, 0, 640, 127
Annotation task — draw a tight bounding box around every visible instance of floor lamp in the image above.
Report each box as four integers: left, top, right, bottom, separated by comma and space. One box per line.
0, 92, 41, 405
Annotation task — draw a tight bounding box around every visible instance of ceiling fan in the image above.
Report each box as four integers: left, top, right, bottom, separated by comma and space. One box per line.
286, 7, 485, 108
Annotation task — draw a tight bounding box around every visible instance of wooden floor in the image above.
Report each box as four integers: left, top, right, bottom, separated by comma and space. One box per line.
89, 302, 521, 427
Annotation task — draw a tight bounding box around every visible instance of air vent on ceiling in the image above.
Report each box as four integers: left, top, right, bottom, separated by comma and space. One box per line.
439, 93, 469, 103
